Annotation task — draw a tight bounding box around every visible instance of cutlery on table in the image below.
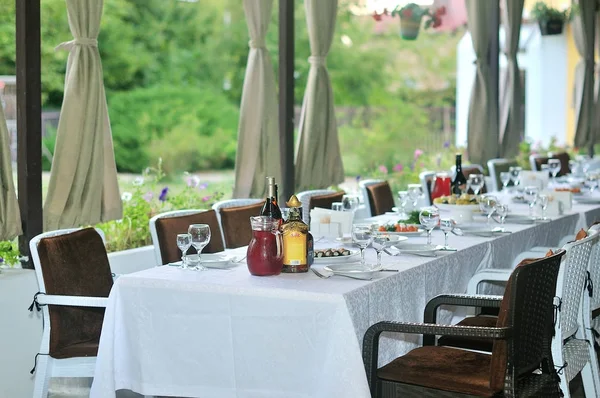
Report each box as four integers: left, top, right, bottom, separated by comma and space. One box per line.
311, 268, 372, 281
383, 248, 437, 258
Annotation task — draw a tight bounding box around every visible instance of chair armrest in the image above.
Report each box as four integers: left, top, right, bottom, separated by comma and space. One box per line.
362, 321, 511, 393
467, 269, 512, 294
36, 294, 108, 308
423, 294, 503, 346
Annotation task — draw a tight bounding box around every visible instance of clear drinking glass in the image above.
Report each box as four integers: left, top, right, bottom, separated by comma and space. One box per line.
176, 233, 192, 269
523, 186, 539, 219
407, 184, 423, 209
439, 218, 455, 250
548, 159, 561, 182
585, 173, 599, 193
479, 195, 498, 228
397, 191, 409, 218
352, 225, 374, 268
188, 224, 211, 271
495, 204, 508, 224
509, 166, 522, 189
331, 202, 344, 212
342, 195, 360, 212
537, 194, 549, 220
499, 172, 511, 191
419, 207, 440, 246
468, 174, 484, 195
372, 234, 389, 268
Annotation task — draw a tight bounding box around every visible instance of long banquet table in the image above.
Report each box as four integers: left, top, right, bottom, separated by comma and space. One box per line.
90, 202, 600, 398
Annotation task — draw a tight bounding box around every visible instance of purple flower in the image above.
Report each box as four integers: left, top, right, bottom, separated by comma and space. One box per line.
393, 163, 404, 172
186, 176, 200, 188
143, 191, 153, 202
443, 141, 450, 148
159, 187, 169, 202
198, 183, 208, 190
0, 257, 3, 264
378, 165, 388, 174
201, 195, 211, 202
356, 175, 361, 182
414, 149, 424, 159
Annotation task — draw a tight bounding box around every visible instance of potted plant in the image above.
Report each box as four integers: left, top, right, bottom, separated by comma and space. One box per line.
372, 4, 445, 40
530, 2, 569, 36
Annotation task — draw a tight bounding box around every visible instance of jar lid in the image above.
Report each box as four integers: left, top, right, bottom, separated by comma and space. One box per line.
286, 194, 302, 208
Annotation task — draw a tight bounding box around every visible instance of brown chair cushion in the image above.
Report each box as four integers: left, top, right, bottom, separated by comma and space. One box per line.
437, 316, 498, 352
534, 153, 570, 177
155, 210, 224, 265
219, 202, 264, 249
575, 229, 588, 241
308, 191, 345, 213
366, 182, 395, 216
378, 346, 497, 397
37, 228, 113, 359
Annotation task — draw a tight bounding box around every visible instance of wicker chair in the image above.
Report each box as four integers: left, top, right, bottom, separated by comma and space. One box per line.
487, 158, 518, 192
28, 228, 112, 398
212, 199, 264, 249
438, 231, 600, 398
149, 209, 225, 266
363, 250, 565, 398
360, 180, 395, 217
296, 189, 338, 224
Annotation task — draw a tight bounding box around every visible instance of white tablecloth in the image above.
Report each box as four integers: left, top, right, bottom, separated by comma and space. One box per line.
91, 204, 600, 398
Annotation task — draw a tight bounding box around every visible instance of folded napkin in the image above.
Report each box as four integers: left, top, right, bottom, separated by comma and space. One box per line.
310, 208, 354, 238
520, 171, 549, 190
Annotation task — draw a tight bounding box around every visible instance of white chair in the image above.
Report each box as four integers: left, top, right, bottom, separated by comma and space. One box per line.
296, 189, 337, 224
29, 228, 110, 398
418, 171, 436, 205
212, 199, 264, 248
487, 158, 518, 192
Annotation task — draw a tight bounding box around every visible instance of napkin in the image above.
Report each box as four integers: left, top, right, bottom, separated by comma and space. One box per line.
310, 208, 353, 238
520, 171, 549, 190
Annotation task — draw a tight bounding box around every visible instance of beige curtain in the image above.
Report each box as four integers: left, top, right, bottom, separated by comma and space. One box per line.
0, 105, 21, 241
465, 0, 499, 165
499, 0, 524, 158
233, 0, 281, 198
44, 0, 122, 230
572, 0, 596, 148
295, 0, 344, 191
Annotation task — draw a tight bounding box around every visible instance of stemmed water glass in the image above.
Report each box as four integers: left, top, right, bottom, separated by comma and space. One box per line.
523, 186, 539, 219
468, 174, 484, 196
479, 195, 498, 228
372, 234, 389, 269
439, 219, 455, 250
407, 184, 423, 210
538, 194, 549, 220
342, 195, 360, 212
499, 172, 511, 191
331, 202, 344, 212
495, 204, 508, 224
419, 207, 440, 246
585, 172, 599, 193
176, 233, 192, 269
397, 191, 409, 218
188, 224, 211, 271
548, 159, 561, 183
352, 225, 374, 268
509, 166, 522, 190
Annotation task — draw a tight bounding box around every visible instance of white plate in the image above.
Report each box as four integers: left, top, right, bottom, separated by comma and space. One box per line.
324, 263, 380, 279
379, 230, 425, 237
335, 236, 353, 244
575, 197, 600, 204
435, 203, 480, 212
313, 250, 360, 264
394, 242, 438, 254
372, 234, 409, 245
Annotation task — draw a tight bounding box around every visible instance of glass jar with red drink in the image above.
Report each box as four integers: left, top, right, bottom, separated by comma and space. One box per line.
431, 172, 451, 200
246, 216, 283, 276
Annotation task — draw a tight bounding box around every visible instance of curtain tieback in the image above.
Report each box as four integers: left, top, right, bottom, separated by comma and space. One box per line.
308, 56, 327, 66
55, 37, 98, 52
249, 39, 266, 49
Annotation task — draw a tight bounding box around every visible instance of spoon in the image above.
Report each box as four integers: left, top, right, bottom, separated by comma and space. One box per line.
452, 228, 464, 236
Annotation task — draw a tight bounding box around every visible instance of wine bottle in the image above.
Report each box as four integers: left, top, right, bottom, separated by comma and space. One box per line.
281, 195, 308, 273
451, 154, 467, 195
260, 177, 282, 222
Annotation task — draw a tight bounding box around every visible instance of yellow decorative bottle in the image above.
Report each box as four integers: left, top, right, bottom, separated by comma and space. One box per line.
281, 195, 308, 273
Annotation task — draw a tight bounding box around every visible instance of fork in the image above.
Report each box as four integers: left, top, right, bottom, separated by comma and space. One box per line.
311, 268, 372, 281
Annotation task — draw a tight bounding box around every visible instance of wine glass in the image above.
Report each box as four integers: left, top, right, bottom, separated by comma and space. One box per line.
548, 159, 561, 183
372, 234, 389, 269
419, 207, 440, 246
509, 166, 522, 189
468, 174, 484, 196
523, 186, 539, 219
188, 224, 211, 271
176, 233, 192, 269
342, 195, 360, 212
352, 225, 373, 268
585, 172, 599, 193
537, 194, 549, 220
331, 202, 344, 212
479, 195, 498, 228
495, 204, 508, 224
407, 184, 423, 209
439, 218, 455, 250
397, 191, 409, 218
499, 172, 511, 191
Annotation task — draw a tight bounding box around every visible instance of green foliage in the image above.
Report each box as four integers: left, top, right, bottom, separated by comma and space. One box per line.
97, 159, 224, 252
42, 126, 58, 171
516, 136, 580, 170
530, 2, 570, 22
108, 85, 239, 172
0, 240, 20, 267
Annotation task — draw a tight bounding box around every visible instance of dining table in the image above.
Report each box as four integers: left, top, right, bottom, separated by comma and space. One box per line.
90, 198, 600, 398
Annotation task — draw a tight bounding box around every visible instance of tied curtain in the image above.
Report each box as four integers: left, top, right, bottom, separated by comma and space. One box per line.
44, 0, 122, 230
465, 0, 500, 165
499, 0, 524, 158
0, 104, 21, 241
572, 0, 596, 149
295, 0, 344, 191
234, 0, 281, 198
